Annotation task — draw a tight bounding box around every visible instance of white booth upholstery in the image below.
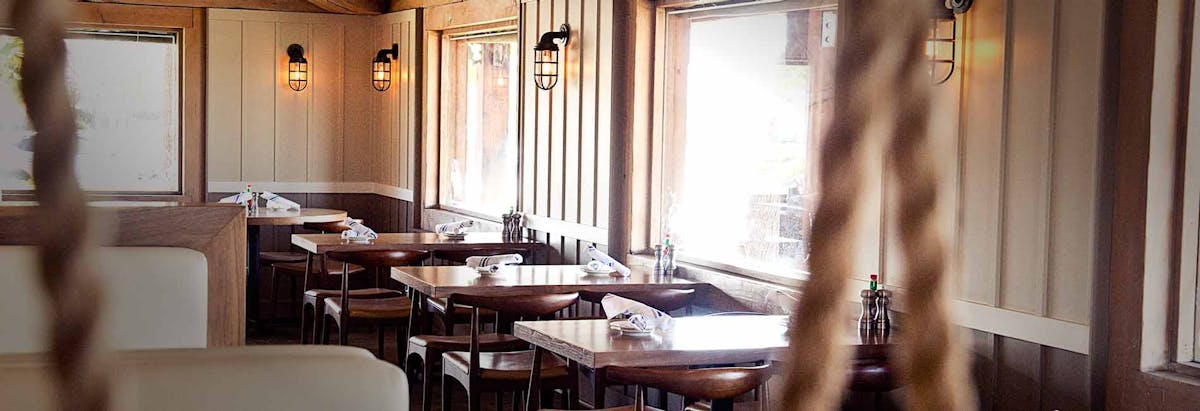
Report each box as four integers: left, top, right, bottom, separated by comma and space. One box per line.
0, 345, 410, 410
0, 246, 209, 354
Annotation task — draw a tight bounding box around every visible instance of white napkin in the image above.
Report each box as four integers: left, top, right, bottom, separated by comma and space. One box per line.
436, 220, 475, 234
466, 253, 524, 273
217, 192, 253, 205
260, 191, 300, 210
340, 218, 378, 240
601, 293, 675, 332
586, 244, 631, 277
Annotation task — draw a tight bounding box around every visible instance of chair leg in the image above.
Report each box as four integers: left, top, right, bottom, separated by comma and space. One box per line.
338, 316, 349, 346
377, 324, 385, 358
441, 373, 453, 411
396, 323, 407, 369
268, 267, 279, 322
300, 303, 312, 344
496, 391, 503, 411
422, 352, 437, 411
321, 313, 331, 345
469, 389, 481, 411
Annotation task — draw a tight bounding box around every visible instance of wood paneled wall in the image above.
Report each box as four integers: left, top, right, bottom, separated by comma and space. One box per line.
206, 9, 419, 192
516, 0, 612, 264
934, 0, 1104, 327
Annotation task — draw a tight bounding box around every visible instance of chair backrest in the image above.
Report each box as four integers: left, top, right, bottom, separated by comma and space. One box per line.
326, 250, 430, 269
607, 364, 773, 401
433, 248, 532, 264
448, 292, 578, 319
303, 219, 361, 233
579, 288, 696, 316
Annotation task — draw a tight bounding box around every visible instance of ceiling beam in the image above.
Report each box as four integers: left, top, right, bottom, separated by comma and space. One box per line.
387, 0, 462, 12
78, 0, 330, 13
305, 0, 387, 14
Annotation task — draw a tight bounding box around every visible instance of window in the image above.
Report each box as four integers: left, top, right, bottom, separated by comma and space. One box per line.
655, 1, 836, 278
0, 29, 181, 194
438, 31, 520, 217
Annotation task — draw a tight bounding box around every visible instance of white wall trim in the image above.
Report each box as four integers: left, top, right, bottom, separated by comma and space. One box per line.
208, 181, 414, 202
954, 300, 1090, 354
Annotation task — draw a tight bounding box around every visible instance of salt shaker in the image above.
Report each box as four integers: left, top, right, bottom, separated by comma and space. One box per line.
652, 244, 664, 274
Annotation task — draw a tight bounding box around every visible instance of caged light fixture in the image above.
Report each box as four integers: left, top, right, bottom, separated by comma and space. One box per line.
533, 24, 570, 91
286, 44, 308, 92
373, 43, 399, 92
928, 0, 972, 84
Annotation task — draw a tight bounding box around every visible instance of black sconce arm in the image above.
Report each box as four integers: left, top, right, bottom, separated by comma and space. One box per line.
535, 24, 570, 51
375, 43, 399, 62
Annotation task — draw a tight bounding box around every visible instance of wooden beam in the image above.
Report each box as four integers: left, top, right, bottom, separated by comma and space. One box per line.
305, 0, 387, 14
77, 0, 328, 13
388, 0, 463, 12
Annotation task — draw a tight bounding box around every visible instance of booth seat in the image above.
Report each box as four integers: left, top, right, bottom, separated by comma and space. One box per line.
0, 246, 209, 354
0, 345, 409, 410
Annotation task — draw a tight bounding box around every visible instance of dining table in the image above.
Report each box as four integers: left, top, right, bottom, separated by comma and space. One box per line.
513, 314, 892, 409
246, 208, 347, 328
290, 232, 545, 255
389, 264, 696, 349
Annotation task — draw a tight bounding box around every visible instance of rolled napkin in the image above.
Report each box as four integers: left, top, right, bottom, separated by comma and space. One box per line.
260, 191, 300, 210
217, 192, 253, 205
466, 253, 524, 273
340, 218, 379, 240
586, 244, 631, 277
601, 293, 675, 332
436, 220, 475, 234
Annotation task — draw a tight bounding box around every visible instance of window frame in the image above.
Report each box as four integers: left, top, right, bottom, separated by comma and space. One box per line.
0, 27, 185, 196
0, 4, 203, 203
429, 23, 521, 223
642, 0, 839, 284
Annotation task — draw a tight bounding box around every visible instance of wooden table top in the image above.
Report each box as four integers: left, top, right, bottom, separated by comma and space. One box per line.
513, 315, 891, 369
292, 232, 544, 254
246, 208, 346, 226
390, 265, 695, 298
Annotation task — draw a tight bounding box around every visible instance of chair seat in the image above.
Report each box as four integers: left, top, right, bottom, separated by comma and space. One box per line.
409, 333, 527, 352
443, 350, 568, 381
325, 296, 412, 319
274, 260, 365, 276
305, 287, 401, 300
259, 251, 307, 263
426, 297, 496, 317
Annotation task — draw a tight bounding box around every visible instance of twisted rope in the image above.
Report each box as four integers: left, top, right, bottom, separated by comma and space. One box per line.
782, 1, 973, 409
11, 0, 111, 410
780, 1, 896, 409
887, 3, 976, 410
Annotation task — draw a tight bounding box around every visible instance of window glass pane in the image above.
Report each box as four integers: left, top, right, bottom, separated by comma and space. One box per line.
440, 35, 520, 216
0, 30, 181, 193
662, 8, 835, 278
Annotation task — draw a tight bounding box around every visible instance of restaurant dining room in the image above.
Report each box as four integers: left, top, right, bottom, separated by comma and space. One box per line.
0, 0, 1194, 409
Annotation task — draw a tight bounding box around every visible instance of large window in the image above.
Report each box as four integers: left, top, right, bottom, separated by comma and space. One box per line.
0, 29, 181, 194
438, 31, 520, 217
656, 1, 836, 278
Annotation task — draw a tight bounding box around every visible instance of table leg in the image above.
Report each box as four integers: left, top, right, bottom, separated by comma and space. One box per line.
246, 225, 261, 332
592, 366, 607, 409
527, 346, 545, 411
405, 291, 422, 363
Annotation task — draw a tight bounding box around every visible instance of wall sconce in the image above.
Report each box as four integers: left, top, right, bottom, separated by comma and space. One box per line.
373, 43, 399, 92
928, 0, 972, 85
533, 24, 570, 91
287, 44, 308, 92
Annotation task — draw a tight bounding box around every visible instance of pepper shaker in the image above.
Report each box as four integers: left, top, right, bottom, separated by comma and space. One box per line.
874, 289, 892, 330
859, 289, 876, 329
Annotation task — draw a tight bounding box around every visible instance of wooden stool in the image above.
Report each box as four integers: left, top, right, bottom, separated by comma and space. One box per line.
425, 248, 532, 335
847, 359, 896, 411
318, 250, 429, 365
540, 364, 773, 411
441, 292, 579, 411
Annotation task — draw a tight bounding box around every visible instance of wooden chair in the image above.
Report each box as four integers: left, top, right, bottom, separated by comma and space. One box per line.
538, 364, 773, 411
406, 317, 529, 411
425, 248, 533, 335
441, 292, 579, 411
292, 220, 370, 341
319, 250, 430, 364
578, 288, 696, 318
